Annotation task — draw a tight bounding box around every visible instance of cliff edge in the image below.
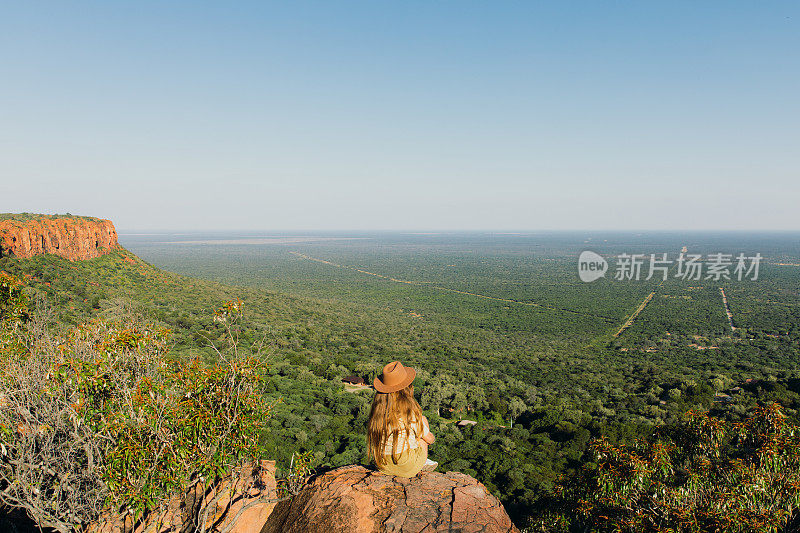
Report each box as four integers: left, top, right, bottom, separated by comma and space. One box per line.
84, 464, 519, 533
0, 214, 118, 261
261, 465, 519, 533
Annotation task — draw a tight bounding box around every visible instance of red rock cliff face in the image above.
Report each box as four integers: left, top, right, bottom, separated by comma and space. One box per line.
0, 216, 118, 261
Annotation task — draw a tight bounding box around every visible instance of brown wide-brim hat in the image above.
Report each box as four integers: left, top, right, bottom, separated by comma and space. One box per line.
373, 361, 416, 393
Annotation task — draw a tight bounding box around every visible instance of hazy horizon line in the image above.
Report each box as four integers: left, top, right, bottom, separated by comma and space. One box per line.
117, 228, 800, 234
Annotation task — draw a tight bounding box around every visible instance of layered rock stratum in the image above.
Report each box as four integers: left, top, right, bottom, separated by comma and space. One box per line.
0, 214, 118, 261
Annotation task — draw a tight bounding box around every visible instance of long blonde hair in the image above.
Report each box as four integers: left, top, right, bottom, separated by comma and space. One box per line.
367, 384, 424, 466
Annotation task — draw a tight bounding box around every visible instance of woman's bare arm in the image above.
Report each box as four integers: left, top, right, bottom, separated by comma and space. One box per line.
420, 415, 435, 444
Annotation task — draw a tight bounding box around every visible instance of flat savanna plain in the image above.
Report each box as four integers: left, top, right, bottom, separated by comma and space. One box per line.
121, 231, 800, 390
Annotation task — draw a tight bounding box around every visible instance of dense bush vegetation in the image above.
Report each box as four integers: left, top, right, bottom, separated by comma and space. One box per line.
2, 237, 800, 530
0, 213, 100, 223
544, 403, 800, 532
0, 272, 274, 531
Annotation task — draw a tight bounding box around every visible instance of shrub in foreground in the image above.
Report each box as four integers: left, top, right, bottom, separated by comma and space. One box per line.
0, 273, 274, 532
542, 402, 800, 532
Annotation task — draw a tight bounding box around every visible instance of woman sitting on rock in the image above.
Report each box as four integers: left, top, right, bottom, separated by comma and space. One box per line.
367, 361, 437, 477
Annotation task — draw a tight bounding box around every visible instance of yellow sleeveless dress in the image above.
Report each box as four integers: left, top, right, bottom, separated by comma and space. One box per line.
375, 417, 429, 477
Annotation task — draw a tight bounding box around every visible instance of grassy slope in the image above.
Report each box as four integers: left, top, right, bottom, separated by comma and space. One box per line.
0, 247, 585, 391
4, 247, 793, 422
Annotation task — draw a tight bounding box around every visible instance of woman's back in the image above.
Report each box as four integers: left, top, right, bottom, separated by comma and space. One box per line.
367, 361, 436, 477
382, 415, 428, 456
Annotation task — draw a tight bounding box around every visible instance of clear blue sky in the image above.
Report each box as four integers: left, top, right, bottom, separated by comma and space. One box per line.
1, 2, 798, 231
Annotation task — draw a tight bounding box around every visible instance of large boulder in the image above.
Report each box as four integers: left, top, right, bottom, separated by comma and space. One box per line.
261, 465, 519, 533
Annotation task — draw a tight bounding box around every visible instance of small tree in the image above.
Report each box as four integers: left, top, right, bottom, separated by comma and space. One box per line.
508, 398, 526, 428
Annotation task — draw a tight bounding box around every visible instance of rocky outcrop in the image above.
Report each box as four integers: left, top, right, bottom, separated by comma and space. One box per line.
0, 215, 118, 261
87, 461, 279, 533
65, 462, 521, 533
261, 465, 519, 533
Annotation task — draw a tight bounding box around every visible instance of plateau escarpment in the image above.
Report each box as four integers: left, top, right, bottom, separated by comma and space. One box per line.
0, 214, 118, 261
